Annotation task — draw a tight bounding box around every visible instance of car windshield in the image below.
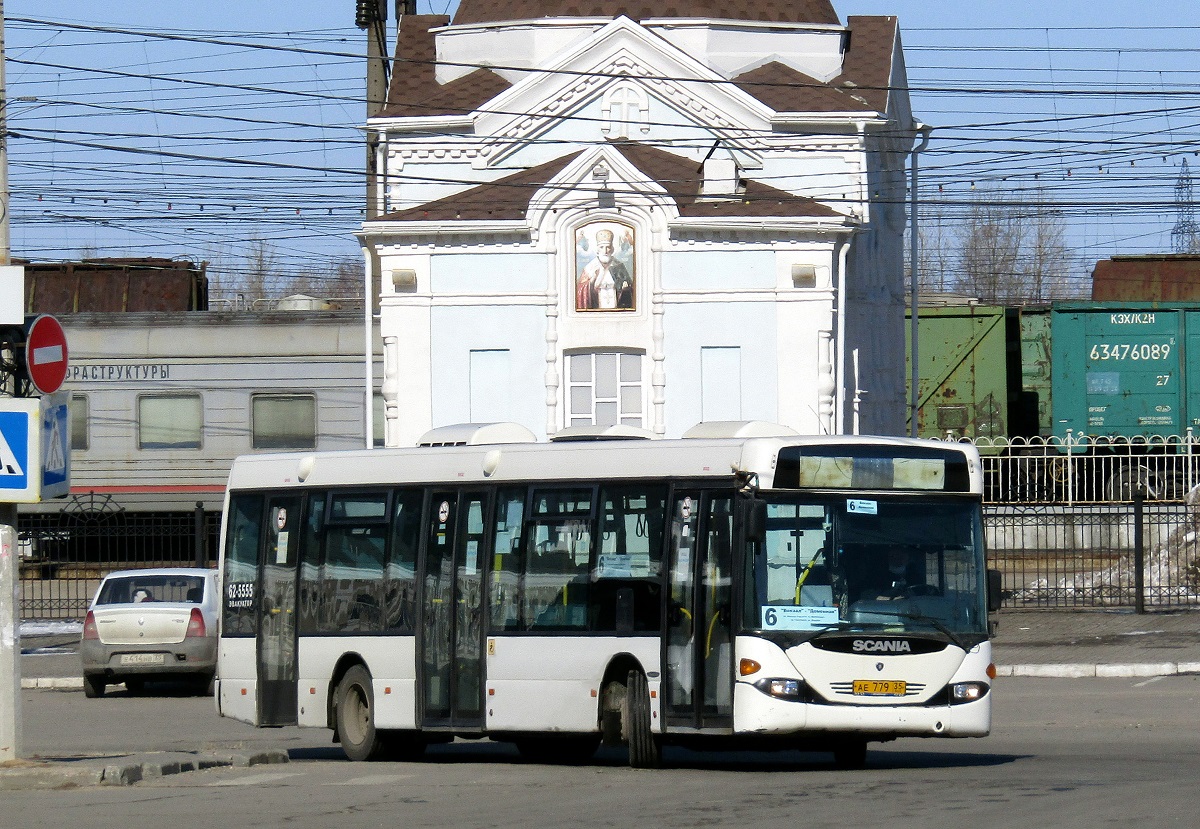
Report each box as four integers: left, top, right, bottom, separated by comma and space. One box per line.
742, 493, 988, 640
96, 574, 206, 605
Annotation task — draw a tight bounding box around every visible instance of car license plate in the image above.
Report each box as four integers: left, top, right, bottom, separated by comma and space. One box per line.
852, 679, 907, 696
119, 653, 165, 666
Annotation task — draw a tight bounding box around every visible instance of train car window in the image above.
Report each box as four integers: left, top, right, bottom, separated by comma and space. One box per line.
252, 393, 316, 450
138, 393, 202, 450
70, 394, 89, 451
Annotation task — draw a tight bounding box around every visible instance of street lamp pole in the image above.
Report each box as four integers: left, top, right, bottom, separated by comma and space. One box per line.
909, 123, 932, 439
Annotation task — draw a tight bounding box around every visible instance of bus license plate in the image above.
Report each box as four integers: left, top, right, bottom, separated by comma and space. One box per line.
120, 653, 165, 666
852, 679, 906, 696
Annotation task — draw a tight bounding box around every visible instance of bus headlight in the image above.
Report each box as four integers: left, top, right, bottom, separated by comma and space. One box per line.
753, 678, 806, 701
949, 682, 990, 704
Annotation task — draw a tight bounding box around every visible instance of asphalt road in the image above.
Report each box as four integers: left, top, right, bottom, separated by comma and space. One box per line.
5, 675, 1200, 828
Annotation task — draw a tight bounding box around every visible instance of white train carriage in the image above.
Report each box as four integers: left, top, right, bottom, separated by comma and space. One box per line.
24, 309, 381, 517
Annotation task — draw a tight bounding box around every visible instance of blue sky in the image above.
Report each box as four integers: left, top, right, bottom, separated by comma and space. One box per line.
7, 2, 1200, 295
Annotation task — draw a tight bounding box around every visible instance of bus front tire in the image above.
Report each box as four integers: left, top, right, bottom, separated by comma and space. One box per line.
336, 665, 385, 762
625, 669, 660, 768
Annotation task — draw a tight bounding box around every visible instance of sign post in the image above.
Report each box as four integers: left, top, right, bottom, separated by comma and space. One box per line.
0, 525, 17, 763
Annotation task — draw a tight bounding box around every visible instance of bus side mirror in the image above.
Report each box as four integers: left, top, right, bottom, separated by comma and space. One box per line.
987, 568, 1003, 612
744, 498, 767, 543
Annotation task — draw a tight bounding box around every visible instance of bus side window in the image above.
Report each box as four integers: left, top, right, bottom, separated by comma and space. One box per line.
525, 519, 591, 630
489, 489, 524, 632
297, 491, 326, 634
589, 484, 666, 632
223, 493, 262, 637
385, 488, 422, 632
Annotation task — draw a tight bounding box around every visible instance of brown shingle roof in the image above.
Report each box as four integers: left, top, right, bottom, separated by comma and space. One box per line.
377, 142, 843, 224
610, 142, 844, 218
379, 15, 512, 118
732, 17, 899, 115
733, 62, 872, 113
378, 152, 583, 221
830, 16, 899, 114
452, 0, 840, 26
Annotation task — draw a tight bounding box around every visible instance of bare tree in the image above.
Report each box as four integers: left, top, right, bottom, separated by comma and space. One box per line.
951, 187, 1085, 303
283, 255, 364, 301
956, 190, 1026, 303
243, 238, 278, 299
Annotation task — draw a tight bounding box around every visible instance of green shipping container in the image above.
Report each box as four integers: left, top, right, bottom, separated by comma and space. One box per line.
1051, 303, 1199, 440
905, 306, 1016, 443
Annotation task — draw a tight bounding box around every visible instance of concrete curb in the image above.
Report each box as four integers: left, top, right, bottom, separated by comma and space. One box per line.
20, 677, 83, 690
0, 749, 289, 790
996, 662, 1200, 678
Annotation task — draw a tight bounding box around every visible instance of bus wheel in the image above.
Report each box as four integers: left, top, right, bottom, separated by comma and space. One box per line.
624, 669, 660, 769
336, 665, 385, 761
832, 739, 868, 769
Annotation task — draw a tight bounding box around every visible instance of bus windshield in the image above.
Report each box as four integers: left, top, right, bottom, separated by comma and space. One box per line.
744, 493, 988, 641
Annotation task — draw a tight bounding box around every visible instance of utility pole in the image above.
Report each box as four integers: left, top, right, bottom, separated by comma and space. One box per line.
357, 1, 391, 449
359, 0, 390, 221
0, 0, 23, 764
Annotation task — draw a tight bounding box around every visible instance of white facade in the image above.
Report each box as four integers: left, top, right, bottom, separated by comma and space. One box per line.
360, 5, 918, 445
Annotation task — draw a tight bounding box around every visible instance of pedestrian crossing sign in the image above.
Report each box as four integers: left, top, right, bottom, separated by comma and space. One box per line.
0, 393, 71, 503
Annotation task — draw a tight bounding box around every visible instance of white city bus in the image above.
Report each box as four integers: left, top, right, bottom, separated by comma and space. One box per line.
216, 423, 998, 768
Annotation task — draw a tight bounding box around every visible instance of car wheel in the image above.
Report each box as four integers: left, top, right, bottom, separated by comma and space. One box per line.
336, 664, 385, 761
83, 675, 106, 698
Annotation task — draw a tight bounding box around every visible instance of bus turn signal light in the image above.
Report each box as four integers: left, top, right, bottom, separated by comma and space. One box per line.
739, 658, 761, 676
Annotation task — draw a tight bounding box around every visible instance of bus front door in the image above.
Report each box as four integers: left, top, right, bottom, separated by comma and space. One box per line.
258, 495, 300, 726
420, 491, 488, 730
664, 492, 734, 731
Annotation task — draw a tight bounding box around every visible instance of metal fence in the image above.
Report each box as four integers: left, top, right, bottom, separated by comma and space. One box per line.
976, 432, 1199, 505
987, 493, 1200, 609
18, 507, 220, 619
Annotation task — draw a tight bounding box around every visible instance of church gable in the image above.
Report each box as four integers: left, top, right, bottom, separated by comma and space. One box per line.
472, 17, 777, 167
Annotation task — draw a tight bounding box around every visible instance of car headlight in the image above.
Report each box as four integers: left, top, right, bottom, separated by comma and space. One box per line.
948, 681, 990, 704
753, 677, 806, 701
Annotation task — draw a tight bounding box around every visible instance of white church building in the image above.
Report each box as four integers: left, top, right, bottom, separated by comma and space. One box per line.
359, 0, 919, 445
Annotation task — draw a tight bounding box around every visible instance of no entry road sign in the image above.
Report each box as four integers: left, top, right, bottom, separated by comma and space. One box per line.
24, 314, 69, 395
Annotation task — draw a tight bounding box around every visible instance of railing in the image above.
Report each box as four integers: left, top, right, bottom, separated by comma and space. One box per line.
971, 431, 1198, 505
986, 491, 1200, 610
17, 508, 220, 619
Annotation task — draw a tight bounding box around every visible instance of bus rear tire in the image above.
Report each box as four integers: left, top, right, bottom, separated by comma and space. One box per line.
625, 669, 660, 769
336, 665, 385, 761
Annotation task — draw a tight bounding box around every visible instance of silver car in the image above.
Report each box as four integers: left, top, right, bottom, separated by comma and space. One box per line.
80, 567, 220, 698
